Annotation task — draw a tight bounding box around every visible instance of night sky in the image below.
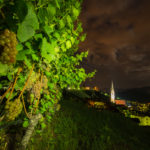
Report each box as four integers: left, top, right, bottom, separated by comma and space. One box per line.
79, 0, 150, 90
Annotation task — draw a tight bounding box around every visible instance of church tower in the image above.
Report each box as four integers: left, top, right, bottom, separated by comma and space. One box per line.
110, 81, 115, 103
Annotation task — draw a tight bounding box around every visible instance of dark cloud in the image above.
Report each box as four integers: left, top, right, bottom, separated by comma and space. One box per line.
79, 0, 150, 89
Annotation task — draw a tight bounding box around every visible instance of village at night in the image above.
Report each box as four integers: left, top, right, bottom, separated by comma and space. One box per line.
0, 0, 150, 150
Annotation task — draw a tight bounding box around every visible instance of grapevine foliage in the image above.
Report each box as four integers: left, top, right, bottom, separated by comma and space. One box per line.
0, 0, 96, 132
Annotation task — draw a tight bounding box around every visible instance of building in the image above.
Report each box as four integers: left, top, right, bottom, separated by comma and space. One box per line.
110, 81, 115, 103
93, 86, 99, 91
84, 86, 90, 90
115, 100, 126, 105
110, 81, 127, 106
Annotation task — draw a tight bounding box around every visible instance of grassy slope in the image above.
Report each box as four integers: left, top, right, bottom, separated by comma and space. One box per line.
27, 97, 150, 150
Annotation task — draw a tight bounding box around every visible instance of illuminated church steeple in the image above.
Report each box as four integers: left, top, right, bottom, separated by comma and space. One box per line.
110, 81, 115, 103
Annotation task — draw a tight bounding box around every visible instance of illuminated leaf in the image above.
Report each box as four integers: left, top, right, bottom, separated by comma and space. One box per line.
59, 19, 65, 29
16, 43, 23, 51
47, 4, 56, 19
61, 43, 66, 52
0, 63, 9, 75
66, 40, 72, 49
17, 3, 39, 42
72, 6, 80, 19
80, 33, 86, 42
34, 33, 43, 40
16, 49, 31, 60
38, 8, 47, 23
66, 15, 72, 27
41, 123, 46, 129
23, 120, 29, 128
53, 32, 60, 39
55, 0, 60, 9
70, 37, 75, 44
32, 54, 39, 61
25, 57, 32, 68
15, 0, 28, 22
44, 25, 54, 35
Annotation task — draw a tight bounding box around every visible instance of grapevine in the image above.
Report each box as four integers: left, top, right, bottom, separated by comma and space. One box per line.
0, 0, 96, 149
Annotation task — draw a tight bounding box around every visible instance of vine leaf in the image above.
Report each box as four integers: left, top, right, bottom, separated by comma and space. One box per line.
17, 3, 39, 42
23, 120, 29, 128
55, 0, 60, 9
15, 0, 28, 22
72, 6, 80, 20
66, 40, 72, 49
31, 54, 39, 61
41, 37, 56, 62
16, 43, 23, 51
25, 57, 32, 68
16, 50, 31, 60
38, 8, 47, 23
47, 4, 56, 20
0, 63, 9, 75
66, 15, 72, 28
59, 19, 65, 29
44, 25, 54, 35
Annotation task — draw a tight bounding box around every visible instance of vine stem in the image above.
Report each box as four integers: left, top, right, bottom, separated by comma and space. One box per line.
34, 72, 43, 113
30, 69, 40, 115
22, 95, 30, 119
0, 83, 12, 103
31, 69, 41, 115
18, 64, 35, 100
0, 9, 5, 19
20, 113, 43, 150
7, 67, 22, 102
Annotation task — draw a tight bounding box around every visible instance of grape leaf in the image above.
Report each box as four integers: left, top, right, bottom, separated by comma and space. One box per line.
25, 57, 32, 68
47, 4, 56, 20
72, 6, 80, 19
32, 54, 39, 61
66, 15, 72, 27
55, 0, 60, 9
41, 123, 46, 129
38, 8, 48, 23
23, 120, 29, 128
44, 25, 54, 35
17, 3, 39, 42
16, 43, 23, 51
16, 49, 31, 60
66, 40, 72, 49
15, 0, 28, 22
34, 33, 43, 40
59, 19, 65, 29
0, 63, 9, 75
41, 38, 56, 62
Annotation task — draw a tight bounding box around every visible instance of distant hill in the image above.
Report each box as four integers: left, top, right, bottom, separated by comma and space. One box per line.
116, 87, 150, 103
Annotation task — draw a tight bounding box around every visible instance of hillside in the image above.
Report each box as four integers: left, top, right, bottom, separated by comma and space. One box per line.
116, 87, 150, 103
26, 93, 150, 150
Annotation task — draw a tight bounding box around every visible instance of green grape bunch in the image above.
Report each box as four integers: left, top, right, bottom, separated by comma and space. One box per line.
0, 29, 18, 64
4, 98, 23, 121
25, 72, 40, 91
41, 75, 48, 89
31, 80, 42, 99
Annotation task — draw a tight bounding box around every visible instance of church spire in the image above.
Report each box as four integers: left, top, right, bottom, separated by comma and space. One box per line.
110, 81, 115, 103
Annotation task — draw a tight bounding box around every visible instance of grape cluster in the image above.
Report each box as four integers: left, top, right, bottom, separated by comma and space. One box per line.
31, 80, 42, 99
43, 89, 50, 95
4, 98, 23, 121
0, 29, 18, 64
25, 72, 40, 91
30, 75, 48, 99
42, 75, 48, 89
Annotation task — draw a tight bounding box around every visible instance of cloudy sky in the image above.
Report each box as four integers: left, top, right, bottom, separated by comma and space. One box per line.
79, 0, 150, 89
